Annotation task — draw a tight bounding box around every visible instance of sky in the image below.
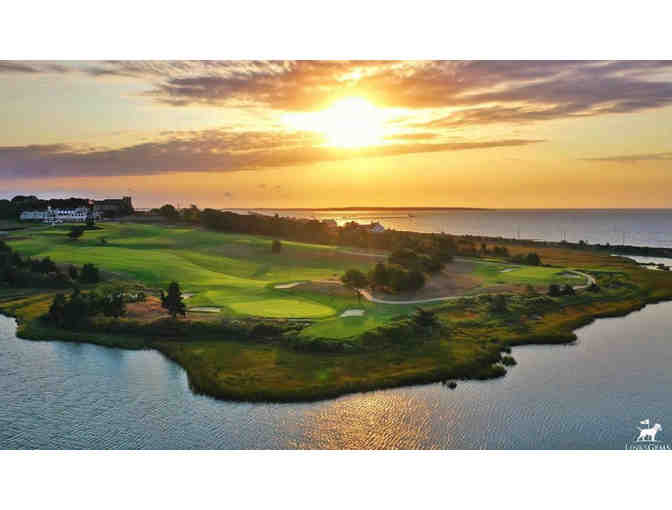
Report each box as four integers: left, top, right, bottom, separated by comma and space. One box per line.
2, 60, 672, 209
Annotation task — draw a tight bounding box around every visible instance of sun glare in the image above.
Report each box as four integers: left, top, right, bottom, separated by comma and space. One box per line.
283, 97, 385, 148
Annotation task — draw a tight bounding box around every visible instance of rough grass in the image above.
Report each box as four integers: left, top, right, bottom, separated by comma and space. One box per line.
154, 335, 505, 402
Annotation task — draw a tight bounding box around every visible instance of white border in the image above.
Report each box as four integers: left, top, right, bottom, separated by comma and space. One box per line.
2, 450, 670, 509
3, 0, 672, 59
3, 2, 672, 506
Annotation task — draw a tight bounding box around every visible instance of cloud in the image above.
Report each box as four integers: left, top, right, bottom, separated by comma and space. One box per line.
384, 132, 438, 141
0, 61, 70, 74
582, 151, 672, 163
0, 129, 542, 179
6, 60, 672, 128
94, 61, 672, 121
91, 61, 672, 132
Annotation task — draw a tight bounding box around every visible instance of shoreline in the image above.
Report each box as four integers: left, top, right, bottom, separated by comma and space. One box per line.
3, 285, 670, 403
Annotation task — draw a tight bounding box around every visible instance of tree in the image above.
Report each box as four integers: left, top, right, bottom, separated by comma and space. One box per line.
561, 283, 575, 296
161, 281, 186, 319
272, 239, 282, 253
61, 290, 90, 329
525, 252, 541, 266
386, 264, 405, 292
48, 293, 67, 325
489, 294, 508, 313
412, 307, 438, 329
369, 262, 389, 289
182, 204, 201, 224
406, 269, 426, 291
434, 234, 457, 262
68, 226, 85, 240
40, 256, 57, 274
419, 253, 443, 273
80, 263, 100, 284
341, 269, 368, 303
548, 284, 561, 297
68, 265, 79, 280
159, 204, 180, 221
388, 248, 419, 270
493, 246, 510, 257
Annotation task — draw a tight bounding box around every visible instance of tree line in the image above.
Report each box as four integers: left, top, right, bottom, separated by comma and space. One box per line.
149, 204, 544, 269
0, 240, 101, 289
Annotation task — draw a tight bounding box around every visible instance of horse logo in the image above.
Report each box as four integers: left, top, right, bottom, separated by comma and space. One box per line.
635, 419, 662, 442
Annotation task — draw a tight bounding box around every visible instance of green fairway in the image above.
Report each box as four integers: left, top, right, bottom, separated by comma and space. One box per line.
7, 223, 375, 319
6, 222, 587, 329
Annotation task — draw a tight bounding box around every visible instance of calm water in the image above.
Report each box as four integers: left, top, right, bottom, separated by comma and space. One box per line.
238, 208, 672, 248
3, 298, 672, 449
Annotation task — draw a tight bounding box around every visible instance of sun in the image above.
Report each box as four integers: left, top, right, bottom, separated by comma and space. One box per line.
283, 97, 385, 148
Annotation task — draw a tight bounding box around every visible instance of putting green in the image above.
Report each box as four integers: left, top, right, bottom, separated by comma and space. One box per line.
473, 261, 581, 286
229, 299, 335, 318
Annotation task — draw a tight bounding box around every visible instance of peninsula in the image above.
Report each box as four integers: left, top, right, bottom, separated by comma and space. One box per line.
2, 207, 671, 402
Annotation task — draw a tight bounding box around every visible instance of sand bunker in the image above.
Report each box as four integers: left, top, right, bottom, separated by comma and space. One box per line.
500, 268, 515, 273
189, 307, 221, 313
274, 282, 304, 289
340, 309, 365, 317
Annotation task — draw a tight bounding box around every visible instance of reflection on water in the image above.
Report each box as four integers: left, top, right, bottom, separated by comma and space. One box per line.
2, 299, 672, 449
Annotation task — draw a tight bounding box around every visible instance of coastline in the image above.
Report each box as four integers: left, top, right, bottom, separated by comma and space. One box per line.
3, 271, 671, 403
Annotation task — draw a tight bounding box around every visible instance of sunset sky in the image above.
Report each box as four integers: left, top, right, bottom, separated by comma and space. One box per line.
2, 60, 672, 209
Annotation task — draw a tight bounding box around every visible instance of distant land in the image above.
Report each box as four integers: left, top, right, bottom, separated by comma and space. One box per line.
240, 206, 493, 211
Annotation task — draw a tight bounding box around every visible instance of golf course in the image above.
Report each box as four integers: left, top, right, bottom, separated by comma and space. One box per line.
2, 220, 672, 402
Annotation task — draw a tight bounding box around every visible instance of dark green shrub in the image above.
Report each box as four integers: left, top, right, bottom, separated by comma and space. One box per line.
489, 294, 508, 313
250, 323, 283, 339
80, 263, 100, 283
548, 284, 561, 297
68, 226, 86, 240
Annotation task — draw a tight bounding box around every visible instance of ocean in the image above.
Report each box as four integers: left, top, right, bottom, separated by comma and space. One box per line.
228, 208, 672, 248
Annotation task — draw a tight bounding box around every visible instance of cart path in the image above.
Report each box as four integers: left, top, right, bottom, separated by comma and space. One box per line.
275, 268, 596, 305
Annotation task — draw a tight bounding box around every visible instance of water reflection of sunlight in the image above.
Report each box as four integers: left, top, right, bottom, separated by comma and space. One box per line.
289, 392, 442, 449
